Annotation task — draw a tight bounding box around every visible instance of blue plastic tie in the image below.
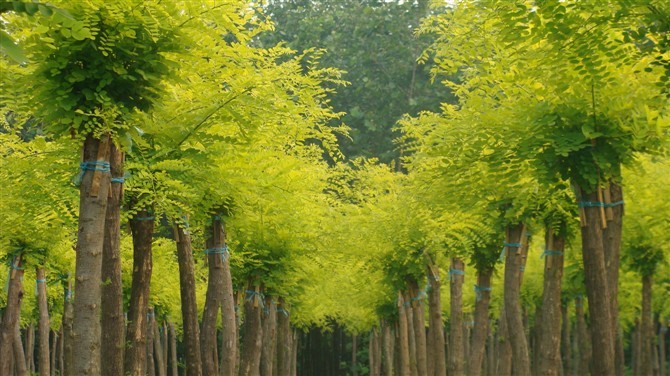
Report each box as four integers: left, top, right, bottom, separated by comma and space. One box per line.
474, 285, 492, 302
134, 216, 155, 221
520, 265, 525, 272
212, 215, 221, 221
205, 245, 229, 263
499, 243, 523, 262
35, 278, 46, 296
111, 177, 125, 183
246, 290, 265, 308
448, 268, 465, 281
541, 250, 564, 258
579, 200, 625, 208
74, 161, 110, 186
276, 307, 289, 317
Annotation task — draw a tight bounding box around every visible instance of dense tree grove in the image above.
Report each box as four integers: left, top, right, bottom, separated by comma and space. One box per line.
1, 0, 669, 375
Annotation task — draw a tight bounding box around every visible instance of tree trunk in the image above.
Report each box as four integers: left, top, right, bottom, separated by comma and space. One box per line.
632, 320, 640, 376
147, 308, 156, 376
291, 329, 298, 376
538, 229, 566, 375
602, 183, 624, 376
426, 264, 445, 376
124, 207, 155, 376
162, 322, 168, 376
169, 323, 178, 376
409, 280, 428, 376
352, 333, 358, 376
14, 321, 28, 376
25, 323, 34, 373
276, 298, 292, 376
201, 219, 227, 376
51, 329, 58, 376
261, 297, 278, 376
487, 319, 496, 376
101, 143, 125, 376
578, 186, 615, 376
369, 327, 382, 376
403, 290, 418, 376
397, 292, 411, 376
502, 224, 531, 376
175, 222, 203, 376
575, 295, 590, 376
217, 218, 237, 376
369, 330, 376, 376
560, 303, 571, 376
62, 278, 74, 376
239, 285, 264, 376
382, 319, 394, 376
448, 257, 465, 376
659, 322, 667, 376
36, 268, 50, 376
0, 252, 25, 375
496, 307, 512, 375
73, 134, 112, 376
58, 325, 64, 375
641, 275, 654, 376
153, 311, 167, 376
470, 267, 493, 376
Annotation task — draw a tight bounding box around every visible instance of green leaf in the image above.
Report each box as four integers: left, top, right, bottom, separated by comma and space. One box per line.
0, 30, 28, 63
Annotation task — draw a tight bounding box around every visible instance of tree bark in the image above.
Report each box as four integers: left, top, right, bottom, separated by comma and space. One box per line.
659, 322, 667, 376
0, 252, 25, 375
51, 329, 58, 376
25, 323, 34, 373
397, 292, 411, 376
496, 307, 512, 375
426, 264, 445, 376
578, 186, 615, 375
640, 274, 654, 376
124, 207, 155, 376
261, 297, 278, 376
602, 183, 624, 376
448, 257, 465, 376
36, 268, 50, 376
175, 222, 202, 376
538, 229, 566, 376
162, 322, 168, 376
201, 223, 226, 376
276, 298, 292, 376
352, 333, 358, 376
217, 218, 237, 376
147, 308, 156, 376
14, 321, 28, 376
101, 143, 125, 376
62, 278, 74, 376
382, 319, 394, 376
239, 285, 264, 376
169, 323, 178, 376
560, 303, 571, 376
632, 320, 640, 376
470, 267, 493, 376
575, 295, 590, 376
403, 290, 418, 376
409, 280, 428, 376
72, 134, 111, 376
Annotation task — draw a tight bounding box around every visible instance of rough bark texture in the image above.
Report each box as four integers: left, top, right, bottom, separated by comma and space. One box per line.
470, 268, 493, 376
503, 224, 531, 376
397, 292, 411, 376
404, 290, 418, 376
0, 253, 25, 375
427, 264, 445, 376
169, 323, 178, 376
260, 297, 277, 376
175, 223, 203, 376
51, 329, 58, 375
101, 143, 125, 376
603, 183, 624, 376
641, 275, 654, 376
575, 295, 590, 376
369, 327, 382, 376
201, 229, 225, 376
36, 268, 50, 376
14, 321, 28, 376
538, 229, 565, 376
239, 286, 264, 376
560, 303, 571, 375
578, 187, 615, 375
162, 322, 168, 376
659, 322, 667, 376
152, 311, 166, 376
124, 208, 155, 376
382, 320, 394, 376
218, 219, 237, 376
496, 308, 512, 375
25, 324, 34, 373
62, 279, 74, 376
409, 280, 428, 376
448, 257, 465, 376
73, 134, 111, 376
276, 298, 292, 376
147, 308, 156, 376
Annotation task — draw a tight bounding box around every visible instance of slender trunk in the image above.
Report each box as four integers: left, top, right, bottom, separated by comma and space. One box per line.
101, 143, 124, 376
261, 297, 278, 376
369, 330, 376, 376
14, 321, 28, 376
169, 323, 178, 376
487, 319, 496, 376
532, 307, 542, 375
369, 327, 381, 376
561, 303, 571, 376
290, 329, 298, 376
153, 312, 167, 376
470, 267, 493, 376
352, 333, 358, 376
496, 308, 512, 375
276, 298, 291, 376
239, 285, 264, 376
51, 329, 58, 376
578, 186, 615, 375
25, 324, 34, 373
382, 320, 394, 376
575, 296, 590, 376
409, 280, 428, 376
162, 322, 168, 376
217, 218, 237, 376
124, 207, 155, 376
659, 322, 667, 376
602, 183, 624, 376
427, 264, 445, 376
201, 222, 226, 376
538, 229, 566, 375
36, 268, 50, 376
58, 326, 64, 375
0, 253, 25, 375
632, 320, 640, 376
448, 257, 465, 375
641, 275, 654, 376
502, 224, 531, 376
73, 134, 111, 375
403, 290, 418, 376
175, 222, 203, 376
147, 308, 156, 376
62, 278, 74, 376
397, 292, 411, 376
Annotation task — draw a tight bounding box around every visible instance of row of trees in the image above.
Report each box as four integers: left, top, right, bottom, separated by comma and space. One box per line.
1, 0, 669, 375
